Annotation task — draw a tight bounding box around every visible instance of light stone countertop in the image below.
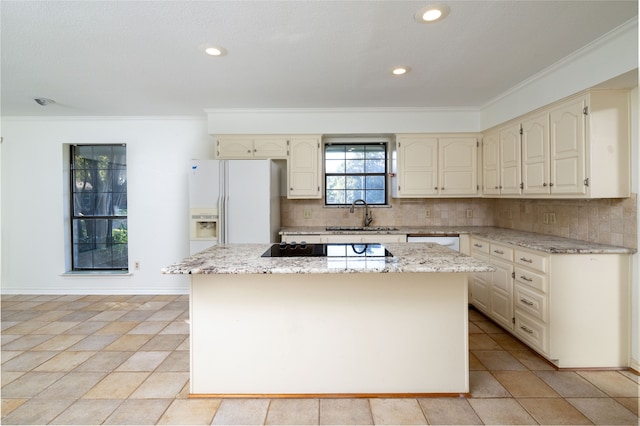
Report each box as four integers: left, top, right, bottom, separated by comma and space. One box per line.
161, 242, 496, 275
279, 226, 637, 255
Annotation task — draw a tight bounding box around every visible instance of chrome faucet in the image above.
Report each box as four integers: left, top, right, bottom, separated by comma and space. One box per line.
350, 199, 373, 227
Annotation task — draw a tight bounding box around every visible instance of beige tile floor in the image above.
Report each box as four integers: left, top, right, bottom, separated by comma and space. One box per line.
1, 294, 638, 425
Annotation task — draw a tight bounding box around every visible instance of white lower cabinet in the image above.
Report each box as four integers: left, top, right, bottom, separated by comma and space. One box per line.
470, 237, 630, 368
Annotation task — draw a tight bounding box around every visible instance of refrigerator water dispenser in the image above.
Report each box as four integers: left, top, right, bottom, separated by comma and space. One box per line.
190, 208, 218, 240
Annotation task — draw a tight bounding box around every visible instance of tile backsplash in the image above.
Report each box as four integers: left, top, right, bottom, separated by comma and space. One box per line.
281, 193, 638, 249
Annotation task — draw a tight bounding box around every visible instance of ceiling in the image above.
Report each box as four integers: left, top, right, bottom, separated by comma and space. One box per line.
1, 1, 637, 117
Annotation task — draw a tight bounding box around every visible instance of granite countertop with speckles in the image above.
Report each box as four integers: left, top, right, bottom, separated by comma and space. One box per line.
161, 242, 496, 275
280, 226, 636, 254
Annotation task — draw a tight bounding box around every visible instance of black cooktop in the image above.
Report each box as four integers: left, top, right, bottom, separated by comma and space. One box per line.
261, 242, 393, 258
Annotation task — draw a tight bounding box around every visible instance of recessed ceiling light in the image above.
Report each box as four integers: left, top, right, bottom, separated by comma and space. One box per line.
415, 4, 450, 23
201, 45, 227, 56
392, 67, 410, 76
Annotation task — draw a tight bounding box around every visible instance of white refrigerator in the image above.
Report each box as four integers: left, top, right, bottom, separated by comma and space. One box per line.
188, 159, 281, 254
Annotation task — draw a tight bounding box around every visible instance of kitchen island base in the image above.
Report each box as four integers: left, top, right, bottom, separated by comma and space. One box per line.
189, 272, 469, 397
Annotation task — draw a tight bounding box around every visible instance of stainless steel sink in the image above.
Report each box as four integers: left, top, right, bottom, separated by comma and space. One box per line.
325, 226, 399, 232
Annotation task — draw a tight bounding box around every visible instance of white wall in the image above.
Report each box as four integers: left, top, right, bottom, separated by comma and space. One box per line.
1, 117, 212, 294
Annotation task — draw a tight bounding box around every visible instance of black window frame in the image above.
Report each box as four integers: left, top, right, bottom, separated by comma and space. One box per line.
70, 144, 128, 271
324, 142, 388, 206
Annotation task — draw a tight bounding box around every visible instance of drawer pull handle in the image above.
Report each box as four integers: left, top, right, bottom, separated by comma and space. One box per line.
520, 275, 533, 282
520, 325, 534, 334
493, 250, 504, 255
520, 298, 534, 306
473, 243, 483, 248
519, 257, 533, 263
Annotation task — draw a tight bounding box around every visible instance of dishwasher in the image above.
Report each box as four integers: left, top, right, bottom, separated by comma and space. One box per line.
407, 235, 460, 252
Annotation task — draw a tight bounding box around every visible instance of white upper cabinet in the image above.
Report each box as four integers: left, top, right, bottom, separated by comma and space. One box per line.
549, 98, 587, 195
215, 135, 288, 159
395, 136, 438, 197
394, 135, 478, 198
439, 137, 478, 196
481, 124, 521, 196
482, 131, 500, 195
499, 125, 522, 195
287, 136, 322, 199
482, 89, 630, 199
521, 112, 550, 195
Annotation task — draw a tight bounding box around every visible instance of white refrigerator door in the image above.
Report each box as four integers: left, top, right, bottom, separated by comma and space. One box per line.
188, 160, 220, 209
225, 160, 280, 243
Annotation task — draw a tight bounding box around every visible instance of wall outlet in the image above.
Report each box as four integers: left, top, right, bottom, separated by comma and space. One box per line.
466, 209, 473, 219
134, 261, 140, 270
549, 212, 557, 224
303, 208, 312, 219
425, 208, 431, 218
543, 213, 549, 224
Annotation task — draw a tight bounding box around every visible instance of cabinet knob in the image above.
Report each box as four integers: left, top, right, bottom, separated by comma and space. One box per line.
441, 187, 445, 190
434, 187, 438, 190
549, 183, 554, 187
247, 150, 251, 153
494, 186, 499, 189
543, 183, 547, 187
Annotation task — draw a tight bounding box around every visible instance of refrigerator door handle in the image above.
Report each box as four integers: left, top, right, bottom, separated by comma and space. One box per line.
219, 160, 229, 244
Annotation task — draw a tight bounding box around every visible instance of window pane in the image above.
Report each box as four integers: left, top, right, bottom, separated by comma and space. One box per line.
366, 175, 385, 189
326, 175, 345, 190
326, 190, 345, 204
346, 190, 365, 203
324, 142, 387, 206
71, 144, 127, 270
345, 159, 364, 173
72, 218, 128, 269
365, 159, 386, 173
365, 145, 386, 159
325, 159, 345, 174
346, 175, 364, 190
365, 190, 385, 204
325, 145, 345, 159
345, 146, 365, 159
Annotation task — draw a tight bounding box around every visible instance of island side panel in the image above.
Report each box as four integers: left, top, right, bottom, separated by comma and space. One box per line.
190, 272, 469, 395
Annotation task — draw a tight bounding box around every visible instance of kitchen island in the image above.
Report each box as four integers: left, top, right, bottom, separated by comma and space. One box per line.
162, 242, 494, 397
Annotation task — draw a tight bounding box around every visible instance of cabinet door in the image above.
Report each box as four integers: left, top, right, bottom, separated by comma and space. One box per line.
490, 258, 514, 330
439, 137, 478, 196
499, 124, 522, 195
482, 131, 500, 195
396, 137, 438, 196
287, 137, 321, 199
216, 137, 254, 159
254, 137, 288, 159
549, 97, 587, 195
470, 253, 491, 313
522, 113, 550, 194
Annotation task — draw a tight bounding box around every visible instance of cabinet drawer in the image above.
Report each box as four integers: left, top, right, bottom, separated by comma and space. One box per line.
515, 266, 548, 293
515, 249, 548, 273
515, 284, 548, 322
489, 243, 513, 261
515, 312, 549, 355
471, 238, 490, 254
